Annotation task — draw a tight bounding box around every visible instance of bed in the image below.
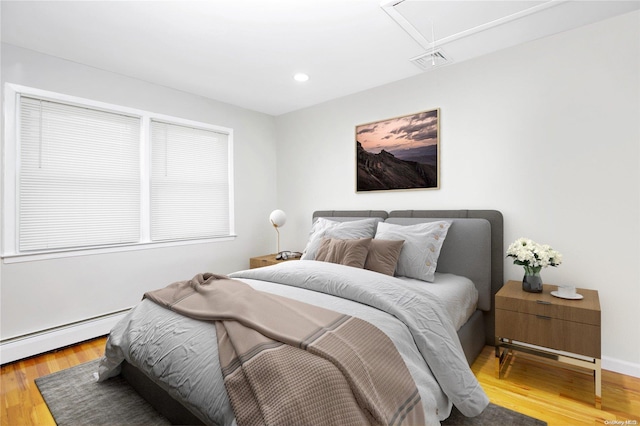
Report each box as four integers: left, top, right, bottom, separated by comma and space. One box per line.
97, 209, 503, 425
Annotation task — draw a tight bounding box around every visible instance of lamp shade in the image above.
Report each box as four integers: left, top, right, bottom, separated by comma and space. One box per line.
269, 210, 287, 228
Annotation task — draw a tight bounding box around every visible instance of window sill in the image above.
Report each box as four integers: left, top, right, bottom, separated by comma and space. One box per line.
1, 235, 237, 264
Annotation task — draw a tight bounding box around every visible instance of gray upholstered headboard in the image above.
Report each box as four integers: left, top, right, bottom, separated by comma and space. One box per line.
312, 209, 504, 345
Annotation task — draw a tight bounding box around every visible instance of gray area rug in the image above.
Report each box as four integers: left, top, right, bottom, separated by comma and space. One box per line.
442, 405, 546, 426
36, 359, 169, 425
37, 359, 546, 425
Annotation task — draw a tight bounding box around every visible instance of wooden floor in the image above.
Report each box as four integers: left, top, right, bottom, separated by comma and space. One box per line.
472, 347, 640, 425
1, 339, 639, 425
1, 337, 107, 426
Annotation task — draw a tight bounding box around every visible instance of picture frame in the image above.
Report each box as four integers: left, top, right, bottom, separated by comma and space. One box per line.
356, 108, 439, 192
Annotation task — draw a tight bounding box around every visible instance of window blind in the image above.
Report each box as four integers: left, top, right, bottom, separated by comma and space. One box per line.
18, 97, 141, 251
150, 120, 231, 241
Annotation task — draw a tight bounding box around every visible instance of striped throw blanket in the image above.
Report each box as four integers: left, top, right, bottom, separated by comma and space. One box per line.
145, 273, 425, 426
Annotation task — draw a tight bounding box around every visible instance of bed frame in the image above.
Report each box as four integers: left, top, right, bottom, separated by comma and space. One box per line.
121, 209, 503, 424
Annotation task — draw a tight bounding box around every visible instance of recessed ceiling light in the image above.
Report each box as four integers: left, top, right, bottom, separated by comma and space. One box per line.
293, 73, 309, 82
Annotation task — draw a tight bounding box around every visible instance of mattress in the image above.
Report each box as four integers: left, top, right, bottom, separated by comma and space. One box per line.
242, 271, 477, 332
396, 272, 478, 331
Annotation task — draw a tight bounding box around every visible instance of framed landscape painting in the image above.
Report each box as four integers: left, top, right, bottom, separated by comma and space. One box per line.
356, 109, 439, 192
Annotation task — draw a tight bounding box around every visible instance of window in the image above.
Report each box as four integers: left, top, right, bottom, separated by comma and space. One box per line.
2, 84, 234, 260
150, 121, 231, 241
18, 97, 141, 251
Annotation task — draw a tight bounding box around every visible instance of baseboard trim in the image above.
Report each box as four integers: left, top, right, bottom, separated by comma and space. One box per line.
603, 355, 640, 378
0, 310, 129, 365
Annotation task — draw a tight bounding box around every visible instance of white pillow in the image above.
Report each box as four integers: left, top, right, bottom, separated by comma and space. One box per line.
374, 221, 451, 282
301, 218, 378, 260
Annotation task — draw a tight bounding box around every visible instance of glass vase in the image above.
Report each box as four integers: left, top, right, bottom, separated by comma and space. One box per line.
522, 271, 543, 293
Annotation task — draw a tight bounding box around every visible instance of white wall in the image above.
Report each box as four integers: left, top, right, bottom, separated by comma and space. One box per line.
0, 44, 278, 345
275, 11, 640, 374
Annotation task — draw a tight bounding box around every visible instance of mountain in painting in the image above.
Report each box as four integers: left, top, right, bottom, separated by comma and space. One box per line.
389, 145, 438, 166
357, 142, 437, 191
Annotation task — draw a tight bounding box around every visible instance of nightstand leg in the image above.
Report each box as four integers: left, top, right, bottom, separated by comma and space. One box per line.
595, 358, 602, 409
495, 338, 512, 379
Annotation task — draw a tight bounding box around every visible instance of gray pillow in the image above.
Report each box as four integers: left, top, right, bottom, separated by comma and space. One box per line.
301, 218, 378, 260
374, 221, 450, 282
315, 238, 372, 268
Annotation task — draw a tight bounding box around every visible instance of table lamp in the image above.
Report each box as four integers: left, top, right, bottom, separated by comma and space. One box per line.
269, 209, 287, 254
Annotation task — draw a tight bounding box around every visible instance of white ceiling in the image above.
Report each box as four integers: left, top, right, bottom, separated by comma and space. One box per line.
2, 0, 638, 116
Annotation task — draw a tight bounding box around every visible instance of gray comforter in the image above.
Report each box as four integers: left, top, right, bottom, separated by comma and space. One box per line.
98, 260, 489, 425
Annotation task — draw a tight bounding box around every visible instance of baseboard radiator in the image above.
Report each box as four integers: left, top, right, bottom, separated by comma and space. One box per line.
0, 309, 129, 364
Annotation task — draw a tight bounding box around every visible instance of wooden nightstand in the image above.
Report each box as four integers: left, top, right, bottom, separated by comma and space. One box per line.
249, 253, 299, 269
495, 280, 601, 408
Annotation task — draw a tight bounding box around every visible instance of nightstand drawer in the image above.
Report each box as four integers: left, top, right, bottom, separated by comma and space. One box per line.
250, 256, 276, 269
496, 309, 601, 358
495, 284, 600, 326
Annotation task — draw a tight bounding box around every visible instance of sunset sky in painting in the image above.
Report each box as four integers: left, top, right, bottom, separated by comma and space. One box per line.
356, 109, 438, 154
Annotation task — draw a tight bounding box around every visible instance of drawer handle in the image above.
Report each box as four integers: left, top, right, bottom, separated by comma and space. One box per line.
536, 300, 551, 305
536, 315, 552, 320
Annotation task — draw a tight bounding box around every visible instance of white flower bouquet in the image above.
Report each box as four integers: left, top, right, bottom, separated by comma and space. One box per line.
506, 237, 563, 275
